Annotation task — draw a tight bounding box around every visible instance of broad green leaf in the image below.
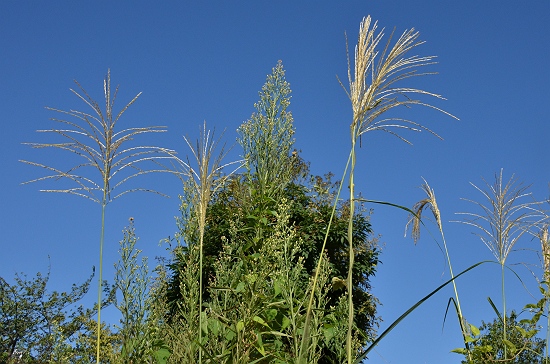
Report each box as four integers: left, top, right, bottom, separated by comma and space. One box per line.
323, 324, 336, 342
153, 348, 171, 364
225, 329, 236, 341
235, 282, 246, 293
469, 324, 480, 336
281, 316, 291, 331
208, 317, 221, 336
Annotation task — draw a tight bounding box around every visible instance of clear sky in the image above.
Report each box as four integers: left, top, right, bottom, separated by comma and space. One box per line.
1, 2, 549, 363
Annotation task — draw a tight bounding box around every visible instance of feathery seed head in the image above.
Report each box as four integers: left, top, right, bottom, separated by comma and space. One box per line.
541, 225, 550, 280
456, 169, 541, 265
406, 179, 442, 244
21, 70, 175, 205
342, 17, 456, 146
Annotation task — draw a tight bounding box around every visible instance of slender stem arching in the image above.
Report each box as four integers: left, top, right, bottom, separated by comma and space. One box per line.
440, 231, 471, 360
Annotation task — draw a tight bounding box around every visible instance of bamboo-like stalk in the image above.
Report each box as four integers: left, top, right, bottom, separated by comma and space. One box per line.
20, 70, 174, 363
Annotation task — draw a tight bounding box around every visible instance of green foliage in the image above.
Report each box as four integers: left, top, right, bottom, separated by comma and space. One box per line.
113, 218, 170, 363
455, 311, 546, 363
238, 60, 298, 199
163, 62, 379, 363
163, 198, 361, 363
0, 265, 115, 363
157, 243, 202, 362
67, 316, 120, 364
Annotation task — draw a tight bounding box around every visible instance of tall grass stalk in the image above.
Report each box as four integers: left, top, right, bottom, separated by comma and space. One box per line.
340, 16, 454, 363
539, 225, 550, 362
169, 122, 241, 363
300, 16, 455, 364
457, 169, 541, 360
20, 70, 173, 363
408, 179, 470, 360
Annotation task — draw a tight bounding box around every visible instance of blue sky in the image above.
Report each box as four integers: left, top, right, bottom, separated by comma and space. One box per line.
1, 2, 549, 363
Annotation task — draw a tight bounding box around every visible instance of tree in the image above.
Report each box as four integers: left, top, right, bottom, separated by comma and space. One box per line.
459, 311, 546, 364
163, 62, 380, 362
0, 265, 115, 363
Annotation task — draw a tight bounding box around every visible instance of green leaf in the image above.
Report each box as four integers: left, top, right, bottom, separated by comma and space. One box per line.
265, 308, 278, 322
225, 329, 236, 341
253, 315, 269, 328
235, 281, 246, 293
273, 280, 281, 297
281, 316, 291, 331
469, 324, 480, 337
503, 339, 516, 354
451, 348, 467, 354
515, 325, 527, 337
208, 317, 221, 336
153, 348, 171, 364
256, 333, 266, 356
236, 320, 245, 332
323, 324, 336, 342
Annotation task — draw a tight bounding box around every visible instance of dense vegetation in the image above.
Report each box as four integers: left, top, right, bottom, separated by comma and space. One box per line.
3, 15, 549, 364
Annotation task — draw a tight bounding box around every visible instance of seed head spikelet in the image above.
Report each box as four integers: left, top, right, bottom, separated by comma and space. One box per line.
341, 16, 457, 146
456, 169, 545, 359
21, 70, 175, 203
456, 170, 541, 265
406, 178, 442, 245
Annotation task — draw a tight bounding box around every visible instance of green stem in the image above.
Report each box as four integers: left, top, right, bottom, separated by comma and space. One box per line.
501, 262, 507, 360
199, 218, 204, 364
440, 230, 470, 361
297, 150, 351, 364
346, 133, 356, 364
545, 293, 549, 362
96, 200, 106, 364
